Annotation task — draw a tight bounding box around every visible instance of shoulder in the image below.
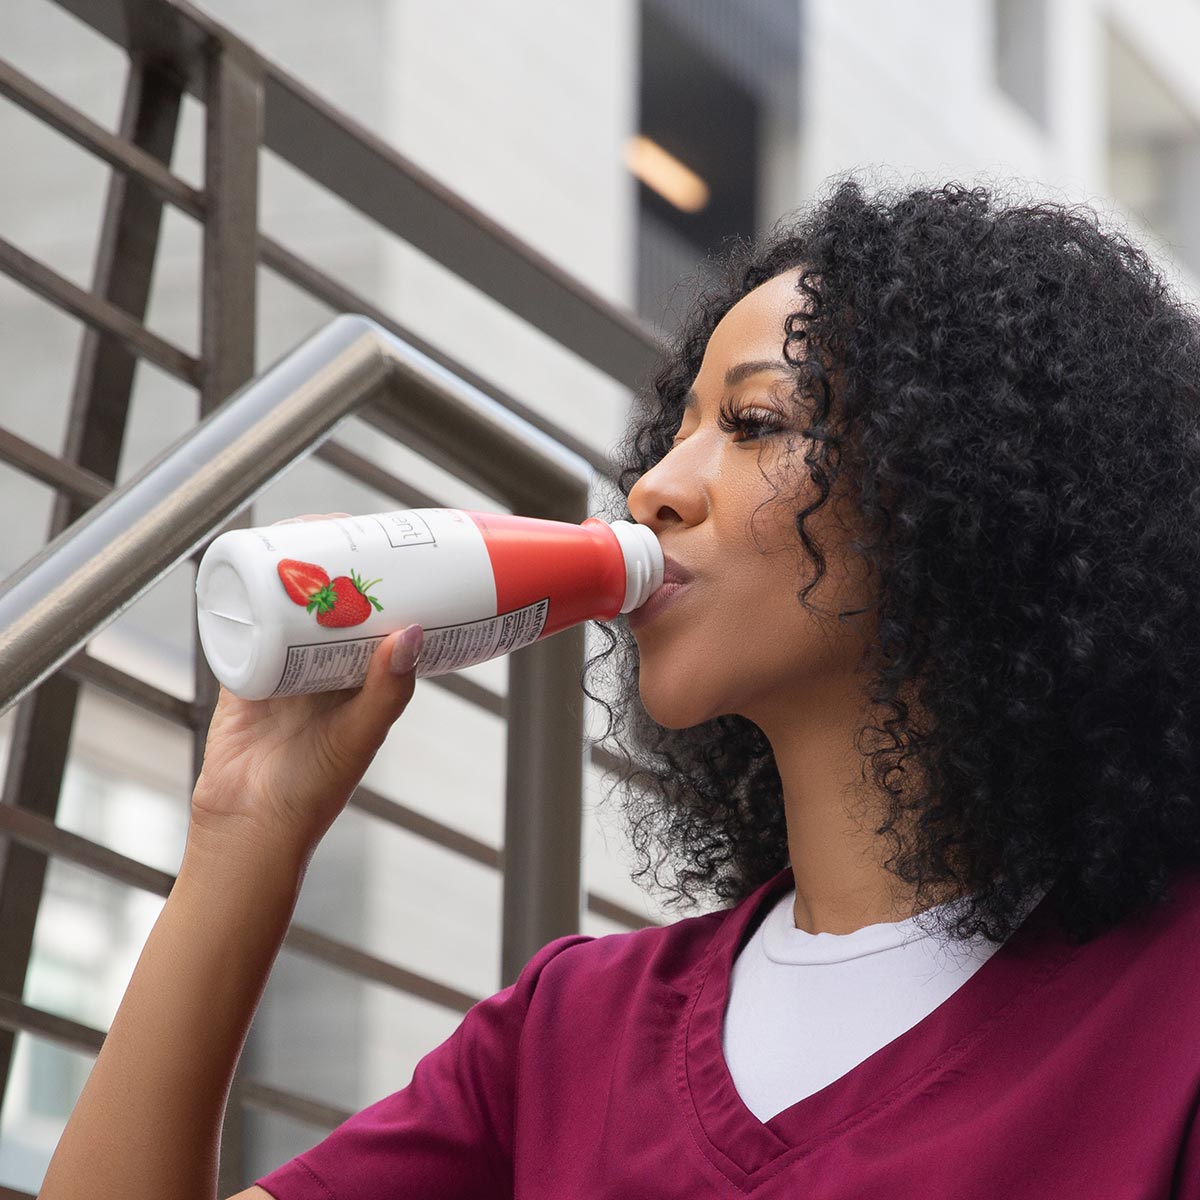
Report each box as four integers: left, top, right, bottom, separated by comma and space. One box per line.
521, 869, 796, 1001
522, 903, 734, 1006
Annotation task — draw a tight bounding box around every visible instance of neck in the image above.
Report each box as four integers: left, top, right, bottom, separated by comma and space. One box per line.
745, 676, 958, 936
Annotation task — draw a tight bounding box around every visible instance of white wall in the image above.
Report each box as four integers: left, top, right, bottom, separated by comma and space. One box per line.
798, 0, 1200, 300
800, 1, 1050, 196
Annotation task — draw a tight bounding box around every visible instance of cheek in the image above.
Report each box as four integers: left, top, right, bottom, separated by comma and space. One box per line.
734, 550, 877, 672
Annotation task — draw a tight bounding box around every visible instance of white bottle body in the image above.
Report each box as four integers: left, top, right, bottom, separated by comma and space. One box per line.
195, 507, 661, 700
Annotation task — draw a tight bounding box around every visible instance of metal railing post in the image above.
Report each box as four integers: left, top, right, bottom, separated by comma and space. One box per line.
199, 38, 264, 1194
502, 616, 589, 988
196, 41, 263, 784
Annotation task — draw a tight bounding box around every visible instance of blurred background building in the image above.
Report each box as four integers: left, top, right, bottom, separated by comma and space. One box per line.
2, 0, 1199, 1192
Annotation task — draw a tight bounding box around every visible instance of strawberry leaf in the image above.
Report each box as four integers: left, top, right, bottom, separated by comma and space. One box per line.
305, 585, 337, 614
348, 570, 384, 611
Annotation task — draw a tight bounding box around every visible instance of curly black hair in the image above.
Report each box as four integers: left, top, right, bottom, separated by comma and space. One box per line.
582, 172, 1200, 948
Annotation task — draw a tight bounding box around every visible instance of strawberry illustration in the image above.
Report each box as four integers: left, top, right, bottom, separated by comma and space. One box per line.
278, 559, 330, 606
309, 570, 384, 627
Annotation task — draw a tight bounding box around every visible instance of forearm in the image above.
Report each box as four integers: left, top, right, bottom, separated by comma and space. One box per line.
40, 827, 305, 1200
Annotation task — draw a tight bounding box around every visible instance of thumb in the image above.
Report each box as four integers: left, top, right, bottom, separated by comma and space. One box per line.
326, 625, 423, 762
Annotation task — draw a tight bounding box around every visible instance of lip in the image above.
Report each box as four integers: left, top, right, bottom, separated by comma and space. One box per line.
660, 554, 694, 587
628, 580, 691, 629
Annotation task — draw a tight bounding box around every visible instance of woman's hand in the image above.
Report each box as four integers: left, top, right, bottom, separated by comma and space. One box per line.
189, 513, 423, 867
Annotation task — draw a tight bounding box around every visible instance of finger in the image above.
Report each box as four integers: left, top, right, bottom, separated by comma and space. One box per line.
325, 626, 422, 761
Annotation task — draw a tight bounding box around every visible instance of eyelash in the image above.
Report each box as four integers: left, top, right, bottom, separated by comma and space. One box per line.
719, 402, 789, 441
670, 402, 787, 448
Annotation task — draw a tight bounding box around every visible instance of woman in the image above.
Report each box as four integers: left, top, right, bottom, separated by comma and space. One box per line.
41, 178, 1200, 1198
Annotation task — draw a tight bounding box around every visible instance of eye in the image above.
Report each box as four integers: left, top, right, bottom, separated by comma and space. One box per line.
668, 400, 791, 449
715, 401, 788, 443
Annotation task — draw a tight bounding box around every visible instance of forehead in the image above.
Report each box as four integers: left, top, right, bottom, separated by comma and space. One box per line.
699, 269, 807, 376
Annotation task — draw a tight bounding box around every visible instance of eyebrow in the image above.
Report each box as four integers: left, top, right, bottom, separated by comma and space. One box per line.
684, 360, 793, 409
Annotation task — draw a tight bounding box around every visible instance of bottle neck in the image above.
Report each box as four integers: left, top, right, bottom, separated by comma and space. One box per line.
599, 519, 664, 612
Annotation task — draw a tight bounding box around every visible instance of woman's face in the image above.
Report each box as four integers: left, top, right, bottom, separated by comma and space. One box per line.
626, 268, 878, 731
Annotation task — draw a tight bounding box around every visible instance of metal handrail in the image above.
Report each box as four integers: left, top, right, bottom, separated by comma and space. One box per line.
0, 313, 597, 715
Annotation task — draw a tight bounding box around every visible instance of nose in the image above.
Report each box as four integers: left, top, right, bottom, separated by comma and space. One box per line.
626, 436, 709, 533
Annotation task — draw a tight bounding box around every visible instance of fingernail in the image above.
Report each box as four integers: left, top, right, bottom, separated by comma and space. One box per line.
390, 624, 424, 675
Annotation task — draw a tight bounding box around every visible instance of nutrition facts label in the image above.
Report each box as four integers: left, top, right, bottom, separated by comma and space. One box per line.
419, 598, 549, 675
271, 635, 385, 697
268, 597, 550, 696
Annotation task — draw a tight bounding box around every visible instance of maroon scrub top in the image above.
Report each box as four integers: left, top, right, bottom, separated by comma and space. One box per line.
256, 864, 1200, 1197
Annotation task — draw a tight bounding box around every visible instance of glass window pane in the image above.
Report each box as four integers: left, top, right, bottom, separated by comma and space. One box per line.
0, 1034, 93, 1194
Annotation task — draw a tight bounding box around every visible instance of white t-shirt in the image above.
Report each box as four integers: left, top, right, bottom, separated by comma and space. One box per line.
722, 886, 1036, 1123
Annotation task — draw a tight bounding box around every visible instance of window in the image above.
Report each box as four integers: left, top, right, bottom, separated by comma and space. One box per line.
632, 0, 767, 337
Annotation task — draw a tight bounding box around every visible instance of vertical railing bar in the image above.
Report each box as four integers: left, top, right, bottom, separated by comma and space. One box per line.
0, 53, 183, 1114
193, 35, 263, 782
500, 497, 590, 988
197, 37, 263, 1196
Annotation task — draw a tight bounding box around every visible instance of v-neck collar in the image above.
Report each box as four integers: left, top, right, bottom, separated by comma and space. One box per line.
675, 865, 1079, 1185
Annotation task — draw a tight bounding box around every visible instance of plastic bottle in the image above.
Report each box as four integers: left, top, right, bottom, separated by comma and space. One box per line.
194, 507, 662, 700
